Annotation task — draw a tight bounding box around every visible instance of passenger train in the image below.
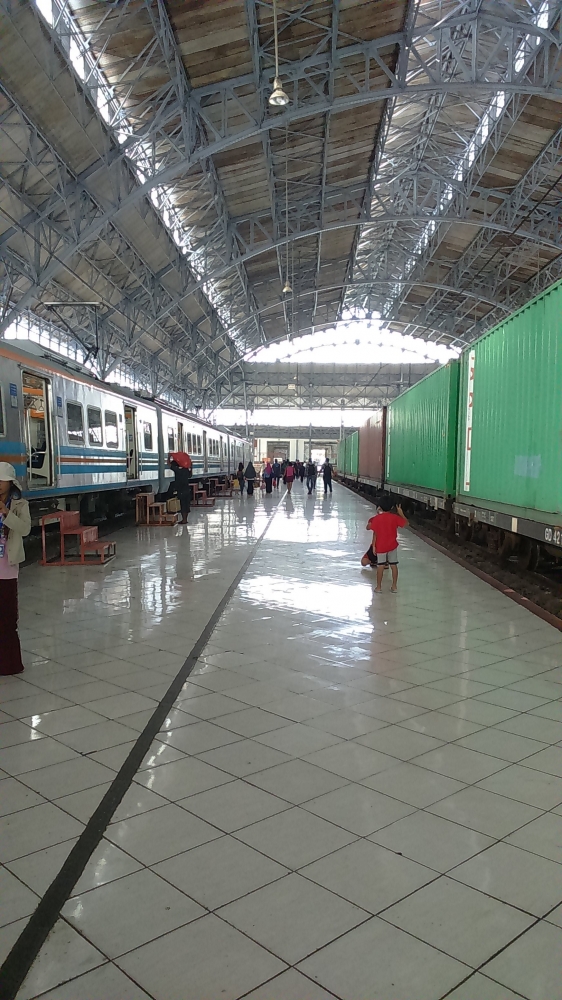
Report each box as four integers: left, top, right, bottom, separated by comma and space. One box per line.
0, 340, 252, 521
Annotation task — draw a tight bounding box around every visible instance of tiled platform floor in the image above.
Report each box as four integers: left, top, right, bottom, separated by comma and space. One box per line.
2, 483, 562, 998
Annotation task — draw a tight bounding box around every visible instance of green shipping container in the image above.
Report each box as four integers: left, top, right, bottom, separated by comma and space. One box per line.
346, 431, 359, 478
457, 279, 562, 518
386, 362, 460, 496
337, 439, 346, 475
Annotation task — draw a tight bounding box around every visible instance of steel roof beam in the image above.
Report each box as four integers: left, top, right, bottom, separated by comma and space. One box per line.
2, 0, 560, 337
379, 0, 562, 323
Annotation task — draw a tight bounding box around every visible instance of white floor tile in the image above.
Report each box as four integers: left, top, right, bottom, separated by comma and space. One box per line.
218, 872, 368, 964
371, 810, 492, 872
384, 875, 532, 966
0, 721, 46, 750
18, 757, 116, 799
31, 962, 154, 999
297, 916, 469, 1000
355, 724, 443, 760
16, 918, 105, 1000
0, 739, 78, 776
105, 802, 221, 865
477, 763, 562, 810
428, 785, 543, 838
134, 756, 233, 800
302, 782, 414, 836
453, 841, 562, 916
301, 838, 436, 913
0, 868, 39, 929
235, 806, 357, 870
116, 914, 286, 1000
153, 836, 288, 909
247, 759, 349, 804
0, 777, 46, 817
0, 803, 83, 863
197, 739, 293, 777
63, 869, 204, 958
506, 812, 562, 864
483, 921, 562, 1000
179, 777, 289, 831
361, 761, 466, 808
412, 744, 508, 783
444, 973, 524, 1000
243, 968, 337, 1000
303, 742, 398, 781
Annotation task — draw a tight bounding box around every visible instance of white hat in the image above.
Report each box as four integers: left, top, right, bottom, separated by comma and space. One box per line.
0, 462, 20, 488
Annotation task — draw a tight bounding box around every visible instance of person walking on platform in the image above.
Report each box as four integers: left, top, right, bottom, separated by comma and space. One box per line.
263, 461, 273, 494
306, 458, 317, 495
245, 461, 257, 496
0, 463, 31, 676
299, 461, 305, 484
367, 496, 409, 593
284, 460, 295, 493
168, 455, 192, 524
322, 458, 333, 494
236, 462, 245, 494
272, 460, 281, 489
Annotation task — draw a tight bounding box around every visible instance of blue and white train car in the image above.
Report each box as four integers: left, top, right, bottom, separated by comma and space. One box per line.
0, 339, 251, 520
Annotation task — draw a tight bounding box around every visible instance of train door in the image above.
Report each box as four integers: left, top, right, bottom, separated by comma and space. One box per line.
219, 435, 224, 472
178, 422, 184, 453
124, 404, 139, 479
22, 372, 54, 488
203, 430, 208, 473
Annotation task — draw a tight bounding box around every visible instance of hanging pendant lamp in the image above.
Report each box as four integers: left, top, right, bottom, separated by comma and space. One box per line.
269, 0, 289, 107
283, 124, 292, 294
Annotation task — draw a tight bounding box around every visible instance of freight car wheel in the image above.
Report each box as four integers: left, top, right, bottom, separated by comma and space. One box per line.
517, 538, 540, 572
445, 515, 456, 539
457, 520, 473, 543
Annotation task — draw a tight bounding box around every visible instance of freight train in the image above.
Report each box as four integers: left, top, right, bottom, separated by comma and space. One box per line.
338, 277, 562, 570
0, 339, 252, 521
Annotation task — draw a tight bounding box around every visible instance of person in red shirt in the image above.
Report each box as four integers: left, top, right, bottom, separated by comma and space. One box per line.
367, 496, 409, 593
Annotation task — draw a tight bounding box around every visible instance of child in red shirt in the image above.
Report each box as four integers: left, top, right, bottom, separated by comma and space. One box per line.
366, 497, 408, 593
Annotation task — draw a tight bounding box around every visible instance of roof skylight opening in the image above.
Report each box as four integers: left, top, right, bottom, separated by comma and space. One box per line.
247, 320, 459, 366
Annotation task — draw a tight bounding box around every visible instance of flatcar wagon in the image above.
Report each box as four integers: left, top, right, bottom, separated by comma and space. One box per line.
0, 339, 251, 521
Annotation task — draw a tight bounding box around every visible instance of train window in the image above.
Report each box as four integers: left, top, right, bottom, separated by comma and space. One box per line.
167, 427, 175, 451
0, 385, 4, 436
143, 422, 153, 450
187, 433, 192, 452
105, 411, 118, 449
197, 435, 202, 454
67, 402, 84, 444
87, 407, 103, 446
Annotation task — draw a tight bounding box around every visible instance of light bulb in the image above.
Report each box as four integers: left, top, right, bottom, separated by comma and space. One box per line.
282, 280, 292, 294
269, 77, 289, 106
